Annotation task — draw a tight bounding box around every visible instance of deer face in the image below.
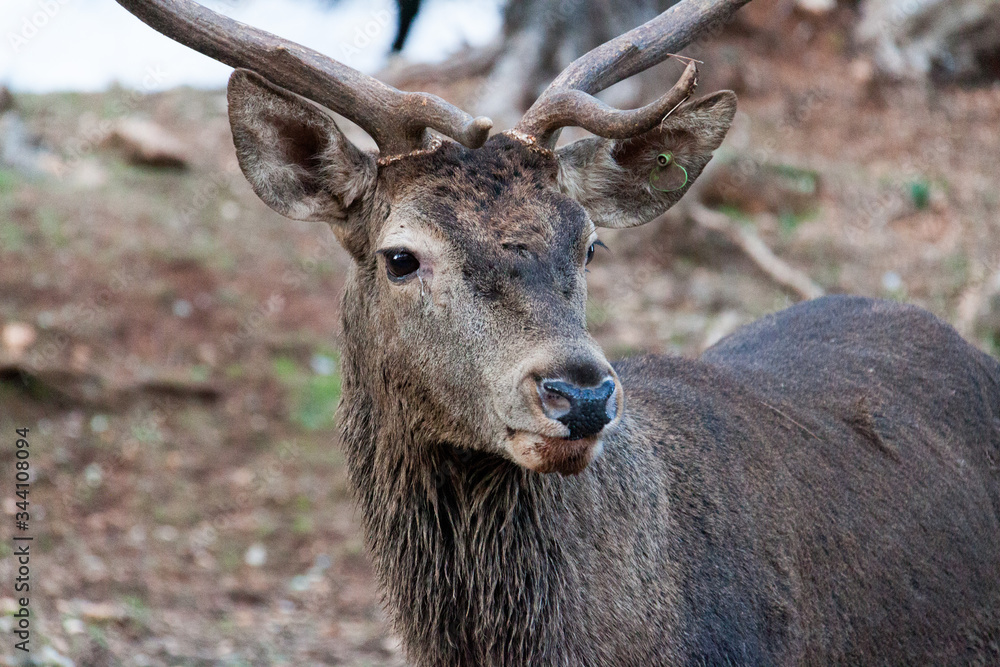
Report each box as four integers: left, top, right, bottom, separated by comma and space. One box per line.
227, 70, 735, 475
365, 137, 615, 475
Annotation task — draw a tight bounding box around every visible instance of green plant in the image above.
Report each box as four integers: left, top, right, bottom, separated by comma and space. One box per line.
0, 221, 27, 252
295, 373, 341, 431
0, 168, 19, 194
908, 180, 931, 210
272, 353, 342, 431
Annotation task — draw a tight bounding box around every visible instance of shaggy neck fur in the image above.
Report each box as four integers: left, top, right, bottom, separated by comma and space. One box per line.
337, 287, 578, 667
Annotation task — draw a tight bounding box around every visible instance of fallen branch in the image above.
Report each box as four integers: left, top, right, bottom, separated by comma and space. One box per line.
688, 202, 825, 301
382, 40, 505, 89
0, 362, 219, 408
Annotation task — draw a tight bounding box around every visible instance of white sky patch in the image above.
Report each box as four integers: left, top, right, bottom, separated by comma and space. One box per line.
0, 0, 502, 93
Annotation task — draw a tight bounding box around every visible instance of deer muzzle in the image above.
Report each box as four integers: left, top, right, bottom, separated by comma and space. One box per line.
500, 350, 623, 475
537, 378, 618, 440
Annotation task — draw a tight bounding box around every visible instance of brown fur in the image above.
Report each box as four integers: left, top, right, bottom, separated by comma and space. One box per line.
224, 69, 1000, 665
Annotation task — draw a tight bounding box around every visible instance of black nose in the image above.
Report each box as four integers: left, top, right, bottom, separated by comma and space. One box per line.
538, 378, 617, 440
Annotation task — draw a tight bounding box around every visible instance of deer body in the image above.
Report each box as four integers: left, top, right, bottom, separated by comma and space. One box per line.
115, 1, 1000, 663
342, 291, 1000, 665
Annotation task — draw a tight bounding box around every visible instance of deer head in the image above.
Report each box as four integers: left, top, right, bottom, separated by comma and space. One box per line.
118, 0, 743, 475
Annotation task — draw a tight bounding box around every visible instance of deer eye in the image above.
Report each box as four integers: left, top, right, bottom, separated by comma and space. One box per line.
585, 240, 605, 266
384, 250, 420, 281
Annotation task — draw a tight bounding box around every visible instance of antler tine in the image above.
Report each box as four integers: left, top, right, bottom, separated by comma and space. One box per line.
115, 0, 493, 156
513, 0, 752, 148
516, 60, 698, 148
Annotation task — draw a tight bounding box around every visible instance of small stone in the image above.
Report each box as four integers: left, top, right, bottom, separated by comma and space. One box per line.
129, 525, 146, 546
2, 321, 36, 358
288, 575, 310, 592
63, 618, 86, 636
36, 311, 56, 329
197, 342, 217, 366
71, 344, 92, 371
230, 468, 254, 487
797, 0, 835, 14
195, 549, 216, 570
154, 525, 179, 542
244, 543, 267, 567
38, 644, 76, 667
64, 411, 84, 439
313, 553, 332, 572
172, 299, 193, 318
90, 414, 109, 433
850, 58, 875, 84
103, 118, 189, 168
69, 160, 108, 190
881, 271, 903, 292
83, 463, 103, 488
310, 353, 337, 376
81, 553, 108, 582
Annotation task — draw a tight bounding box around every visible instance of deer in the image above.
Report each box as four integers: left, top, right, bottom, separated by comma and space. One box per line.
116, 1, 1000, 664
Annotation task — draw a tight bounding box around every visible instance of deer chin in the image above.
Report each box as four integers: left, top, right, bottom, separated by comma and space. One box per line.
506, 431, 604, 476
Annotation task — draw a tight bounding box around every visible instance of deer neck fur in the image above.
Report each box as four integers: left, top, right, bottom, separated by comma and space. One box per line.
337, 285, 580, 666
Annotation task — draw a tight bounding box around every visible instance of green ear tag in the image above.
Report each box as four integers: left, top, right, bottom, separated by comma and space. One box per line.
649, 152, 688, 192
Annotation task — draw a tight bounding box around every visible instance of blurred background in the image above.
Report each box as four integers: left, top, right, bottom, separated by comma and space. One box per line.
1, 0, 999, 664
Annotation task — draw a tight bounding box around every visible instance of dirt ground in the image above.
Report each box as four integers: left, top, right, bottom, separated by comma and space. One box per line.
1, 6, 999, 666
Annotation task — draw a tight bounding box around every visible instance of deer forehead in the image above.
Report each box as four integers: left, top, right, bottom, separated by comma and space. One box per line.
377, 138, 595, 260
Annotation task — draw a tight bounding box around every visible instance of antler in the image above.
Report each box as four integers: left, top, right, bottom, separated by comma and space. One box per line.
115, 0, 492, 156
513, 0, 753, 149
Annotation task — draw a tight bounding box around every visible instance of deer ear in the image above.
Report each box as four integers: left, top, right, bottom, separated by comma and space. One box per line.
227, 69, 377, 228
556, 91, 736, 229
